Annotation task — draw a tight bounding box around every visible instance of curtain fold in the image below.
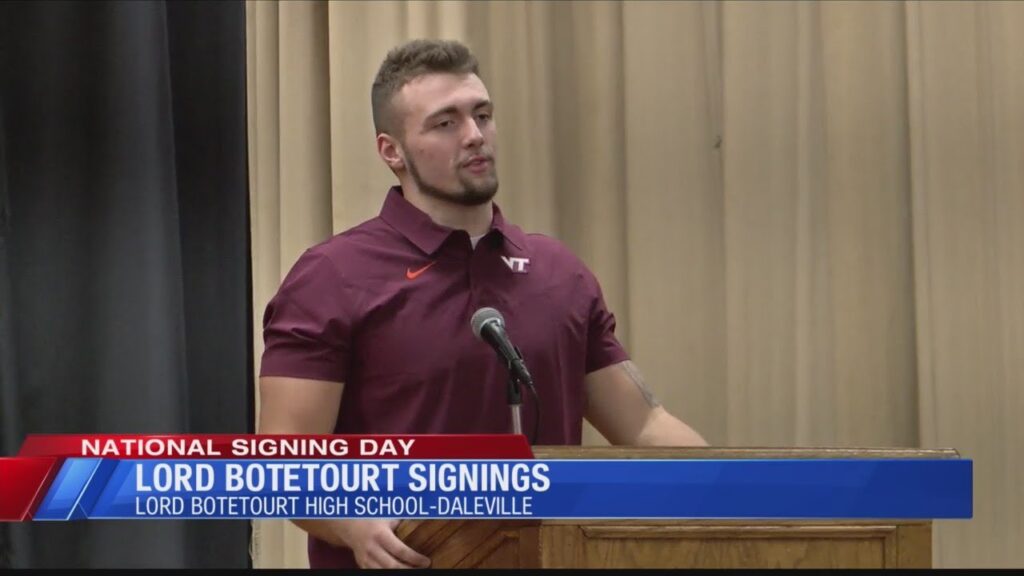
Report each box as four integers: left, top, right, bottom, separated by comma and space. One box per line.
906, 1, 1024, 566
247, 0, 1024, 567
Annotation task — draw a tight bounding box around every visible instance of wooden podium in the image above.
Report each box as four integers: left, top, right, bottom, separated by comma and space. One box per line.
397, 446, 957, 569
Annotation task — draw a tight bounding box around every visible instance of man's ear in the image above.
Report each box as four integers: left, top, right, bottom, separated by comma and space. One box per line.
377, 133, 405, 171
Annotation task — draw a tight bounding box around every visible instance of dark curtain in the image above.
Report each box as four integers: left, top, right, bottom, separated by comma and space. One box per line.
0, 0, 252, 568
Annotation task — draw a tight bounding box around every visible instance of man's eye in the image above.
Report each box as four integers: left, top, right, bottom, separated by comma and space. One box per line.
477, 113, 491, 121
436, 120, 454, 129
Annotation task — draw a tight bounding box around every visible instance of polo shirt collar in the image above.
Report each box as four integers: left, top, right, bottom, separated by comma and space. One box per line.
380, 186, 526, 255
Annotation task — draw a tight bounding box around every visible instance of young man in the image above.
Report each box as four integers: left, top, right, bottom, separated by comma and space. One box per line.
259, 39, 707, 569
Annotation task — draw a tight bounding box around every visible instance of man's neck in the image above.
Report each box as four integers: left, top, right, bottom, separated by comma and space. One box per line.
400, 184, 493, 237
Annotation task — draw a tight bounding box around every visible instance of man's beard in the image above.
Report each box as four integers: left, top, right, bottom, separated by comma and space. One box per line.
406, 152, 499, 207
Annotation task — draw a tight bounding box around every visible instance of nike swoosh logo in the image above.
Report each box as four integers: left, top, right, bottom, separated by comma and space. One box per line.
406, 261, 437, 280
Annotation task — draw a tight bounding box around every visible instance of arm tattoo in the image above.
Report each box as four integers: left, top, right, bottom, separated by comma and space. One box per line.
621, 361, 661, 408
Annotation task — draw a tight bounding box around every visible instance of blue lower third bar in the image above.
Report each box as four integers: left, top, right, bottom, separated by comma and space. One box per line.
538, 459, 972, 519
75, 458, 972, 520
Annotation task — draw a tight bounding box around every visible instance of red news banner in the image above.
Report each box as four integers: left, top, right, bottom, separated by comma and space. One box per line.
0, 434, 533, 521
15, 434, 534, 459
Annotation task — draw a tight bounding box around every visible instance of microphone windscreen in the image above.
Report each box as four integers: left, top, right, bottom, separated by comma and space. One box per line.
471, 307, 504, 339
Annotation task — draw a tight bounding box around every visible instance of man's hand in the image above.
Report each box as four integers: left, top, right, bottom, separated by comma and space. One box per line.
258, 377, 431, 568
338, 519, 430, 569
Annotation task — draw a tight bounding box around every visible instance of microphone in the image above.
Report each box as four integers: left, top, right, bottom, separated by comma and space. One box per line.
470, 307, 533, 386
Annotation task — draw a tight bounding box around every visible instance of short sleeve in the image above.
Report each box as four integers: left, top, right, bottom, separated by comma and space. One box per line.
259, 249, 354, 383
585, 270, 630, 374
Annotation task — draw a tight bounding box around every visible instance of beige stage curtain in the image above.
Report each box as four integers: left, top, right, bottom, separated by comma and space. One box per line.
246, 0, 1024, 568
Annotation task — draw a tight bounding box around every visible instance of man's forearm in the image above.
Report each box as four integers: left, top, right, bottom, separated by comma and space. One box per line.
635, 406, 709, 447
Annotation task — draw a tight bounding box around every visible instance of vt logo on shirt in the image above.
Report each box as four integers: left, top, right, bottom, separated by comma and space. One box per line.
501, 256, 530, 273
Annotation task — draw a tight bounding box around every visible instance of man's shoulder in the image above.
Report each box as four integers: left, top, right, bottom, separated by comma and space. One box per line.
304, 216, 393, 260
286, 216, 398, 286
519, 231, 594, 275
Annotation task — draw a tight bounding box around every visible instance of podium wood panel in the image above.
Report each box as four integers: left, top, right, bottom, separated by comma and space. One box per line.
396, 446, 953, 569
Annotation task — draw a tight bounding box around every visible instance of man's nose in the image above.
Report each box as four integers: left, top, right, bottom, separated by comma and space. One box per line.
462, 118, 485, 147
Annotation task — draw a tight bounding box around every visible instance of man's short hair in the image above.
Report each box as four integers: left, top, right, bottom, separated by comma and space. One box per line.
371, 39, 480, 137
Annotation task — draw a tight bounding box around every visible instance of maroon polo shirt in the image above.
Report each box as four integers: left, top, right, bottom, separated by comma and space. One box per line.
260, 186, 628, 568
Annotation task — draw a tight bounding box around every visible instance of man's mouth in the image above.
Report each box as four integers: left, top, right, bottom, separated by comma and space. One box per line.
462, 156, 492, 172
